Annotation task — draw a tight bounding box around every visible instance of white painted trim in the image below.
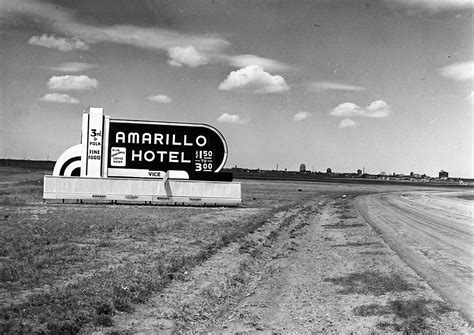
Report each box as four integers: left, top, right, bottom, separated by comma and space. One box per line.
80, 113, 89, 177
108, 168, 166, 178
86, 107, 104, 178
64, 160, 82, 176
52, 144, 82, 176
102, 115, 110, 178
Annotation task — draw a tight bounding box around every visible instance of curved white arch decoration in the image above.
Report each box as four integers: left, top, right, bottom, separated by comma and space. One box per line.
53, 144, 82, 176
63, 159, 82, 176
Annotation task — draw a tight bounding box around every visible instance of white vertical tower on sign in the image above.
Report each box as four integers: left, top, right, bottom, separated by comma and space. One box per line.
81, 107, 104, 178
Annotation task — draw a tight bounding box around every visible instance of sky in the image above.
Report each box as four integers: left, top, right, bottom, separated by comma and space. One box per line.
0, 0, 473, 177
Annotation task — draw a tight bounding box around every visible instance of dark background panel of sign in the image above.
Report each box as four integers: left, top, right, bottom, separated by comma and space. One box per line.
107, 121, 226, 172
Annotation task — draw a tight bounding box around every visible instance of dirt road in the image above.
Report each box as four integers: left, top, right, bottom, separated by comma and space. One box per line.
108, 189, 472, 333
356, 191, 474, 323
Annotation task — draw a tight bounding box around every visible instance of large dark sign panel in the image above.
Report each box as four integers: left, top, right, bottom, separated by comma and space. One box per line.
107, 119, 227, 178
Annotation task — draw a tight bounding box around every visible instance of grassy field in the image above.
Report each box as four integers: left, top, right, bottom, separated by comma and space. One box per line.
0, 167, 328, 333
1, 167, 470, 333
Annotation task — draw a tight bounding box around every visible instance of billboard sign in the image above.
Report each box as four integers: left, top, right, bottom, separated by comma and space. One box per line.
107, 119, 227, 178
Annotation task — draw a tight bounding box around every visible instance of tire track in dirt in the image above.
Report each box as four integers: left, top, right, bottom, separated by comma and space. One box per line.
102, 198, 321, 333
355, 191, 474, 323
101, 193, 472, 333
212, 195, 470, 333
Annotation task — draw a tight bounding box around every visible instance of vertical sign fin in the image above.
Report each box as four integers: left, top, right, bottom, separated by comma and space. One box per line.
80, 113, 89, 177
86, 107, 104, 178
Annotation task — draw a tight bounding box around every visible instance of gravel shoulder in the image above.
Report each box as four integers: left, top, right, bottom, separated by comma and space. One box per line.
107, 191, 472, 334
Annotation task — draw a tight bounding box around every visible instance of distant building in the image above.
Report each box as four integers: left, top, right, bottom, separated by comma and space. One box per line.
326, 168, 332, 174
300, 163, 306, 173
439, 170, 448, 179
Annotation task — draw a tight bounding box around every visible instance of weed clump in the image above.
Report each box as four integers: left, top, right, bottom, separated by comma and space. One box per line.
324, 271, 413, 296
353, 299, 453, 334
93, 314, 114, 327
0, 320, 34, 334
95, 302, 114, 316
46, 320, 82, 334
113, 286, 135, 313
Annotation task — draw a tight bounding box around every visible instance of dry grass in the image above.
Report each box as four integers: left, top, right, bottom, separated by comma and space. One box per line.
457, 194, 474, 201
323, 271, 413, 296
353, 299, 453, 333
0, 170, 319, 333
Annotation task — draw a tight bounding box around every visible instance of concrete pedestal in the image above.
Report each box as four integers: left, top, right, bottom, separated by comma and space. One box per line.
43, 175, 241, 206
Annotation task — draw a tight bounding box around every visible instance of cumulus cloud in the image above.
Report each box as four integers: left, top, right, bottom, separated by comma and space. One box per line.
28, 34, 89, 52
330, 100, 391, 118
226, 54, 291, 72
309, 81, 365, 92
44, 62, 97, 72
47, 75, 98, 91
338, 119, 359, 128
146, 94, 172, 103
218, 65, 289, 94
167, 46, 209, 68
293, 111, 312, 121
439, 61, 474, 82
364, 100, 392, 118
39, 93, 79, 104
330, 102, 365, 117
330, 100, 391, 127
217, 113, 246, 124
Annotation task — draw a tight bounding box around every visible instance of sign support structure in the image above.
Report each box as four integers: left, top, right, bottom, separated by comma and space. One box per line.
44, 107, 241, 206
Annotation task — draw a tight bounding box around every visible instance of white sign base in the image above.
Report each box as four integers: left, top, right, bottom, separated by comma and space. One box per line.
43, 175, 241, 206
